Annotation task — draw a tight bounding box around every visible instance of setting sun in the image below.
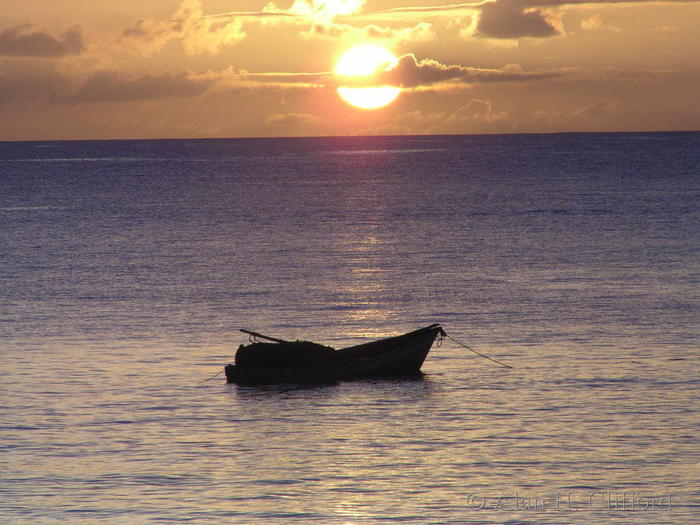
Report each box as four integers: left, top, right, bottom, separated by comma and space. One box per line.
335, 44, 401, 110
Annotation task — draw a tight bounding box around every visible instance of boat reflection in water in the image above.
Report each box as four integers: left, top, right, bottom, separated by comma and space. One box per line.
225, 324, 446, 385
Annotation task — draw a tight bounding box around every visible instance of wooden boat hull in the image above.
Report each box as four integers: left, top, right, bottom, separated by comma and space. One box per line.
225, 324, 444, 385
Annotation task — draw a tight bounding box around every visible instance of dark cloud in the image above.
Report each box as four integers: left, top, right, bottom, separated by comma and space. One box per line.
0, 62, 70, 103
0, 24, 84, 57
59, 70, 215, 103
374, 54, 562, 88
476, 0, 558, 38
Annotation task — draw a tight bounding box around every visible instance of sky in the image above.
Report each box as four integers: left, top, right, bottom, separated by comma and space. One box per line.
1, 0, 699, 140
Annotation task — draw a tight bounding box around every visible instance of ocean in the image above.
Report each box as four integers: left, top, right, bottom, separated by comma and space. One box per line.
1, 132, 698, 524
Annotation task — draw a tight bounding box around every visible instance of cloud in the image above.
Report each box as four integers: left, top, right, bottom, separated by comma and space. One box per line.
455, 98, 510, 121
236, 70, 332, 88
205, 0, 365, 25
375, 54, 562, 88
304, 21, 436, 42
580, 14, 604, 30
201, 11, 299, 21
571, 98, 623, 118
121, 0, 245, 55
0, 24, 84, 57
366, 0, 700, 14
241, 1, 435, 43
232, 54, 562, 93
524, 98, 628, 131
288, 0, 366, 21
361, 2, 484, 18
532, 0, 699, 6
579, 14, 621, 32
0, 64, 249, 106
251, 0, 366, 23
652, 25, 680, 32
264, 112, 320, 127
354, 0, 559, 39
58, 70, 215, 103
429, 98, 518, 132
238, 54, 563, 92
361, 0, 700, 39
476, 0, 559, 38
0, 62, 71, 103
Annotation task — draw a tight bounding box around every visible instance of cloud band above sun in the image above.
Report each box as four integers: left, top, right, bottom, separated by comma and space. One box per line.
148, 0, 700, 48
112, 0, 700, 56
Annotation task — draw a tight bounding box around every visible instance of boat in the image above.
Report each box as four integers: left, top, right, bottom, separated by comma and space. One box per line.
225, 324, 446, 385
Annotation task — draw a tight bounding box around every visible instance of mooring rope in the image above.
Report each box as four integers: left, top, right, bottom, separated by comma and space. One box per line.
199, 368, 224, 384
444, 333, 513, 369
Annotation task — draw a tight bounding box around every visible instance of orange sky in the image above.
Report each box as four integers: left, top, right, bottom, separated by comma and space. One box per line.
1, 0, 699, 140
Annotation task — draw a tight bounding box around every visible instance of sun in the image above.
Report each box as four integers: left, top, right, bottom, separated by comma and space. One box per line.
334, 44, 401, 110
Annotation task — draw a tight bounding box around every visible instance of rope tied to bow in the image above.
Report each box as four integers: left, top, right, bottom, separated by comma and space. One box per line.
444, 332, 513, 369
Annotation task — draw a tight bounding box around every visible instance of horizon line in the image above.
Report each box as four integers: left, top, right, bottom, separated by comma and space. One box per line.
2, 129, 699, 145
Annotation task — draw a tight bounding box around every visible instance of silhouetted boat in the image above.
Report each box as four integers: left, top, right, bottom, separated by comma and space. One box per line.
225, 324, 445, 385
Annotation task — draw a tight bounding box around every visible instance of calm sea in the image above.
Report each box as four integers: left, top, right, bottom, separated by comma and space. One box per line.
1, 132, 698, 524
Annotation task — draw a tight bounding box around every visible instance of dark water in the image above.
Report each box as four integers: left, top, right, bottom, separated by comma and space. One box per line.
1, 132, 698, 523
